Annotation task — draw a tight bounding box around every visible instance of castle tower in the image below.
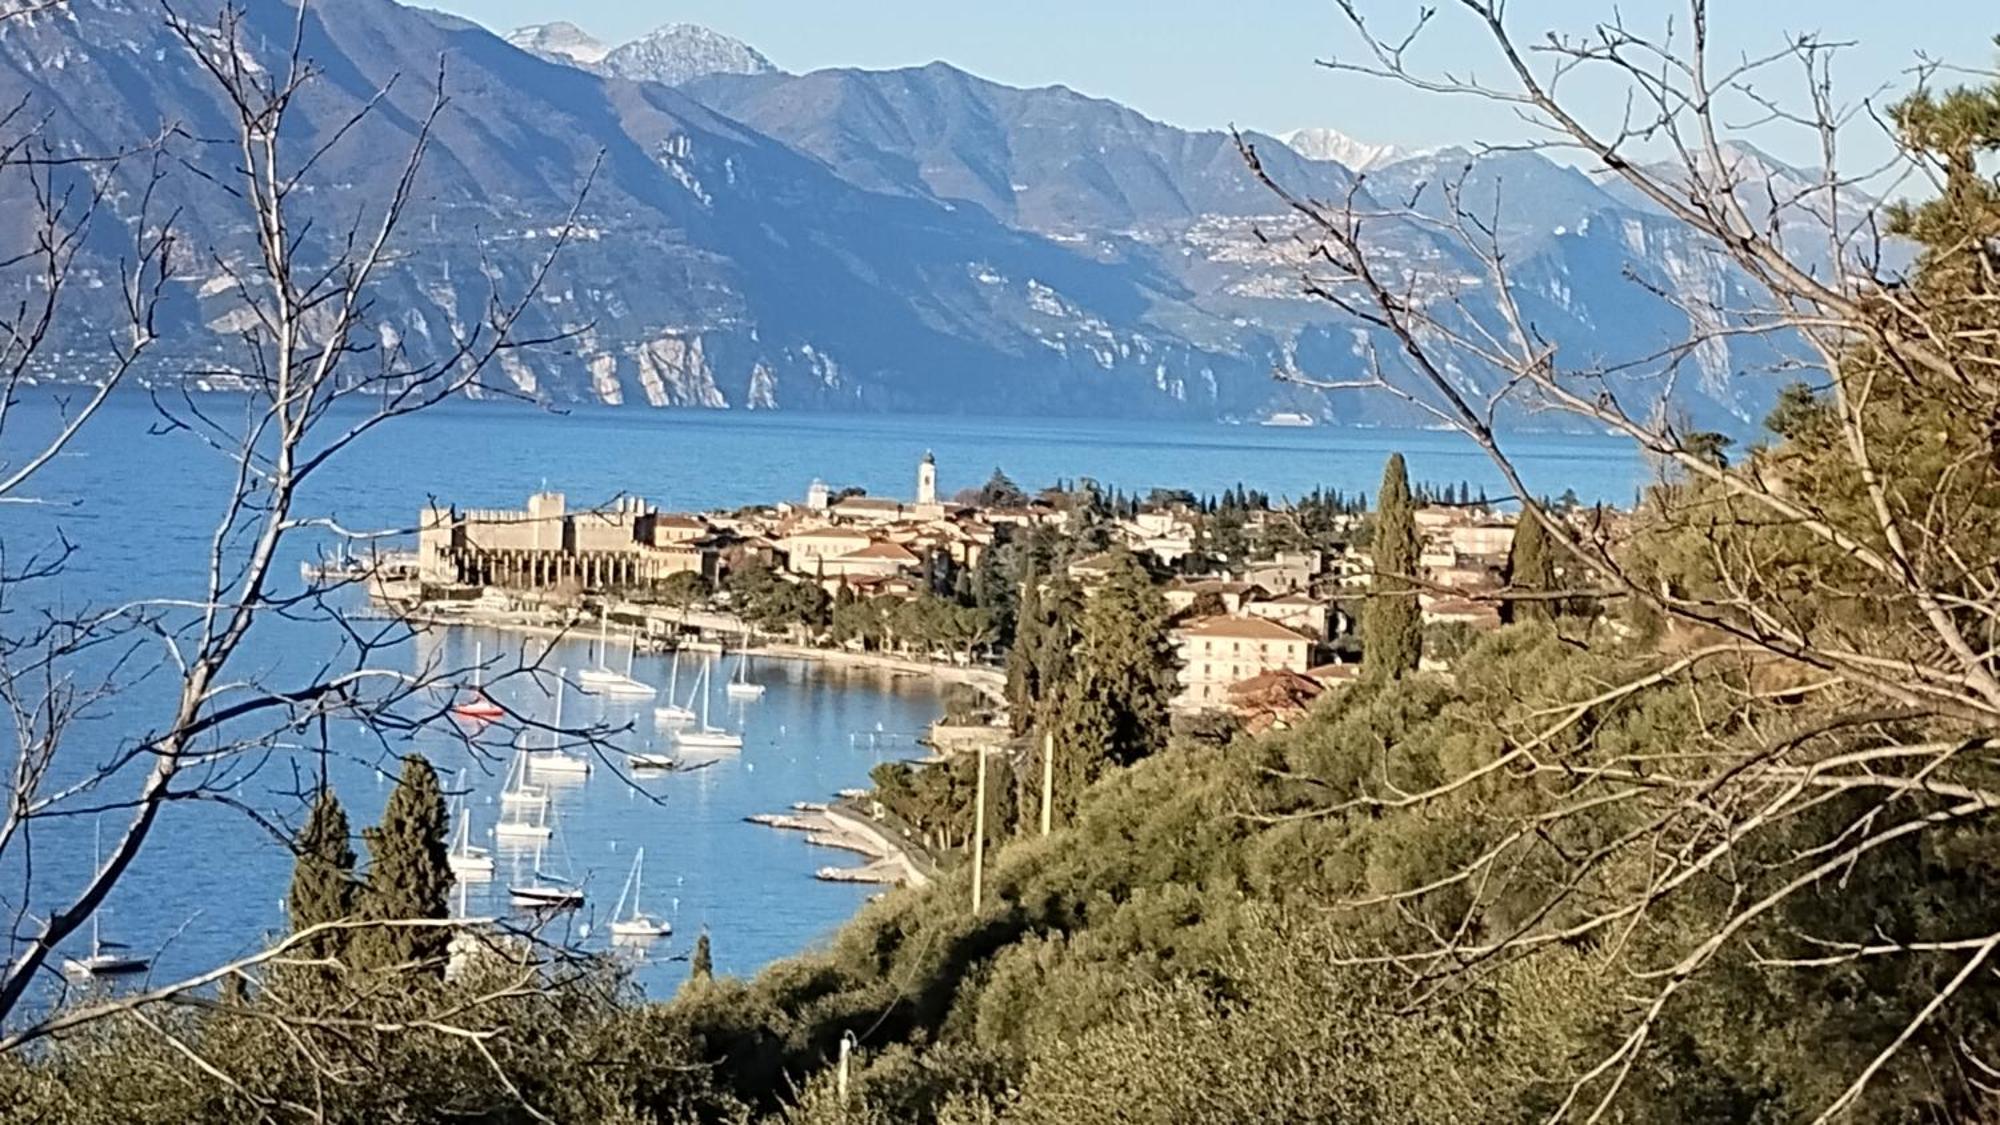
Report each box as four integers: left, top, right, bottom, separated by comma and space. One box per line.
917, 451, 937, 507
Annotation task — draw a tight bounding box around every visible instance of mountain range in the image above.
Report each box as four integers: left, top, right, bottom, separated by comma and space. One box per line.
0, 2, 1797, 430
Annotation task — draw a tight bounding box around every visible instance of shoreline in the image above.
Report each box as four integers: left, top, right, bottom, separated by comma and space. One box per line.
380, 602, 1003, 693
390, 599, 958, 894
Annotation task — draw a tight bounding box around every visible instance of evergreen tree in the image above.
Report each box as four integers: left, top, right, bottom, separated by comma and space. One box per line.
1004, 570, 1045, 734
1502, 506, 1556, 625
286, 787, 356, 964
1364, 453, 1423, 679
690, 931, 713, 982
1074, 551, 1180, 767
355, 754, 453, 973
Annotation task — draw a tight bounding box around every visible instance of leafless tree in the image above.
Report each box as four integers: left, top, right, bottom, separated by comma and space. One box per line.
1243, 1, 2000, 1118
0, 0, 610, 1051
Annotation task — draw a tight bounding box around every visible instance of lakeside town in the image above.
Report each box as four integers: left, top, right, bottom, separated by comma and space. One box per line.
372, 452, 1601, 740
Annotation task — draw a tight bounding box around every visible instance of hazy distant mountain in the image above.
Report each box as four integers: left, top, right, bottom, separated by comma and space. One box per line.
507, 21, 775, 87
685, 64, 1353, 236
505, 21, 612, 66
1281, 127, 1415, 172
0, 0, 1805, 430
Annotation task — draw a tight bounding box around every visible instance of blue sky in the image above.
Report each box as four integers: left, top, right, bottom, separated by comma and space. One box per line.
433, 0, 1993, 165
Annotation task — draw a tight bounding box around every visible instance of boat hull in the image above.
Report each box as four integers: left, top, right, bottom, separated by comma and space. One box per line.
508, 887, 582, 909
674, 730, 743, 751
63, 955, 150, 978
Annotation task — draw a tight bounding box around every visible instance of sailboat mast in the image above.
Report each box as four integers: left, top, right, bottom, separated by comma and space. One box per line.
553, 670, 565, 750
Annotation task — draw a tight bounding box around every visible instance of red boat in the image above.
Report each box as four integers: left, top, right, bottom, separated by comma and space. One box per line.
452, 641, 506, 720
453, 692, 505, 721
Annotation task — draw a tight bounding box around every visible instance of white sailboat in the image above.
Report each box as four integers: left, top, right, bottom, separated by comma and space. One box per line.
578, 610, 653, 698
653, 649, 696, 725
448, 803, 495, 878
529, 671, 591, 776
446, 805, 494, 879
673, 660, 743, 751
63, 825, 149, 979
495, 752, 552, 840
62, 914, 150, 979
508, 824, 584, 909
724, 631, 766, 700
608, 847, 673, 939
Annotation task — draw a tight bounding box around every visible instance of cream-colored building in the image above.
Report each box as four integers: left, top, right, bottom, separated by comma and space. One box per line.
1243, 592, 1335, 639
1173, 615, 1314, 710
780, 527, 875, 572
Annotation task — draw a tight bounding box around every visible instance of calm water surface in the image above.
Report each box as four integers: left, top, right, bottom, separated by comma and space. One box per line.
2, 395, 1643, 1000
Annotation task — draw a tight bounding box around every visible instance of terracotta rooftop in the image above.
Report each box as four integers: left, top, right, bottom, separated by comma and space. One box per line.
1177, 615, 1311, 642
837, 541, 920, 563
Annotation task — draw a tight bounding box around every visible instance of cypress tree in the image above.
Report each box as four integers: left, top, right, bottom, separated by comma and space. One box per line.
1364, 453, 1423, 679
690, 931, 713, 982
1004, 569, 1044, 734
1044, 676, 1115, 829
356, 753, 453, 973
286, 787, 356, 964
1503, 506, 1556, 625
1075, 551, 1179, 766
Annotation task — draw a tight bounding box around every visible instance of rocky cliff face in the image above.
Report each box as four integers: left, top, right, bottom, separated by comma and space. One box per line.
0, 0, 1807, 431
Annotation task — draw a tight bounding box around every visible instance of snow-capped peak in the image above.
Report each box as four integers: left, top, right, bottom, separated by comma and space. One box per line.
506, 22, 612, 67
1281, 127, 1417, 173
597, 23, 777, 87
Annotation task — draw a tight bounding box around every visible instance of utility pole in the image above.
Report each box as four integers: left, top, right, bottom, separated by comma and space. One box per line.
1040, 731, 1054, 836
971, 747, 989, 914
837, 1031, 856, 1104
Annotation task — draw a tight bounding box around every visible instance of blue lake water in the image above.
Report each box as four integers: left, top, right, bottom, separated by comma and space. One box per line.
1, 394, 1644, 1002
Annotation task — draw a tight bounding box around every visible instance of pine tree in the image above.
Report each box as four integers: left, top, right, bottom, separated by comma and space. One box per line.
286, 787, 357, 965
1502, 506, 1556, 625
690, 931, 713, 982
355, 754, 453, 973
1364, 453, 1423, 679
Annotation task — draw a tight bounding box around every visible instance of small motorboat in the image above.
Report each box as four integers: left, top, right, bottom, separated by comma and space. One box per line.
627, 752, 680, 771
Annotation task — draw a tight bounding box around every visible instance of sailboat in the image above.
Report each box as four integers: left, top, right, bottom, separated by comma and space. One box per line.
452, 641, 506, 720
653, 649, 696, 725
724, 631, 766, 700
508, 822, 584, 909
608, 848, 673, 939
528, 671, 591, 776
63, 826, 149, 978
578, 610, 653, 698
62, 914, 150, 979
495, 751, 552, 840
446, 804, 494, 879
672, 660, 743, 751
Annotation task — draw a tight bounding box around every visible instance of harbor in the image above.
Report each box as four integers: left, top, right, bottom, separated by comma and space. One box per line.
346, 624, 948, 992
